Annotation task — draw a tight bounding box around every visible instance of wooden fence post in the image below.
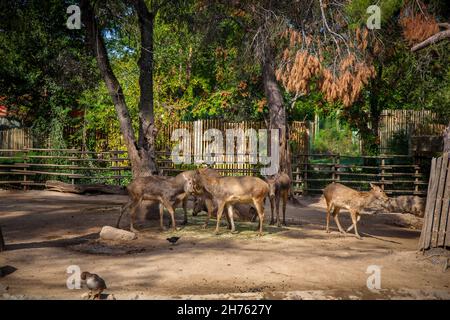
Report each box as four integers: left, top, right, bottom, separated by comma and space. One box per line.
71, 149, 76, 185
23, 148, 28, 191
336, 154, 340, 182
303, 155, 309, 195
332, 154, 336, 182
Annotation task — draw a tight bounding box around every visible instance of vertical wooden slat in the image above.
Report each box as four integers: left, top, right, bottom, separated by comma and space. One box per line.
419, 157, 437, 250
437, 154, 450, 247
424, 157, 441, 249
431, 153, 448, 247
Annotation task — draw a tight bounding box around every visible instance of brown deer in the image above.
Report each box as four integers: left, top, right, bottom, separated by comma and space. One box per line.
116, 172, 195, 232
193, 168, 269, 235
266, 173, 291, 227
323, 182, 389, 239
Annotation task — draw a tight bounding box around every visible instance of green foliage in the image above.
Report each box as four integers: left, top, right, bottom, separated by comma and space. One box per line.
312, 118, 360, 156
346, 0, 404, 28
387, 129, 409, 155
0, 0, 98, 148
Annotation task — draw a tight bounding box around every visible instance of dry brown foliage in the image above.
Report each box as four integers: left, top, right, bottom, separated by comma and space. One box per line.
276, 28, 376, 107
399, 2, 439, 45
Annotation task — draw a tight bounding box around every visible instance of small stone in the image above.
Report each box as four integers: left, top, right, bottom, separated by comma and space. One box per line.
100, 226, 137, 241
106, 294, 116, 300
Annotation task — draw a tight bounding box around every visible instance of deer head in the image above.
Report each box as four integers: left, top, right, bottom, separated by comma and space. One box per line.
369, 183, 389, 202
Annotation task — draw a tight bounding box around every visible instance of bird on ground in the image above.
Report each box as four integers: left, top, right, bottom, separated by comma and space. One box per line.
81, 271, 107, 300
166, 236, 180, 245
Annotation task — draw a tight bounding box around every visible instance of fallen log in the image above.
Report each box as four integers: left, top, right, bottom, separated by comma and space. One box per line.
45, 180, 127, 195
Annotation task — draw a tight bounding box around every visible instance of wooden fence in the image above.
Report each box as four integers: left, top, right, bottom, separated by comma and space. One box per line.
0, 147, 431, 198
0, 148, 132, 188
418, 152, 450, 250
156, 119, 309, 155
291, 153, 431, 196
0, 128, 33, 151
379, 110, 446, 154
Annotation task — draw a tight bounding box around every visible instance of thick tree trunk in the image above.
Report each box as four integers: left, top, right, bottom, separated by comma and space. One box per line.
80, 0, 156, 178
262, 47, 288, 174
133, 0, 158, 174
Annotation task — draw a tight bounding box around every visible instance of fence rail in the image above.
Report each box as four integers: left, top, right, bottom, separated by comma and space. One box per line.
419, 152, 450, 250
291, 153, 431, 196
0, 148, 431, 197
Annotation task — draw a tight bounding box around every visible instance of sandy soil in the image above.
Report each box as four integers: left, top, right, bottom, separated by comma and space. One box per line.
0, 190, 449, 300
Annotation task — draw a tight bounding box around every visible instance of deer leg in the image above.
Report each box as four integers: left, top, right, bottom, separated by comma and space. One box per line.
202, 198, 214, 229
269, 197, 275, 225
116, 200, 133, 229
346, 213, 361, 232
250, 207, 257, 222
181, 196, 188, 225
350, 211, 362, 239
253, 199, 265, 236
332, 207, 346, 235
158, 202, 166, 230
214, 202, 226, 235
129, 198, 142, 233
275, 193, 281, 227
282, 190, 288, 226
161, 197, 177, 231
326, 202, 332, 233
226, 205, 236, 233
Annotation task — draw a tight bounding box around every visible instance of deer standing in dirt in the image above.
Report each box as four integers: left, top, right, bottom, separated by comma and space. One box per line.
323, 182, 389, 239
116, 172, 195, 232
266, 173, 291, 227
193, 168, 269, 235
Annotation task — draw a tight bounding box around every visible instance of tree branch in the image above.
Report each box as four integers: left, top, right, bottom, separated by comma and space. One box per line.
411, 29, 450, 52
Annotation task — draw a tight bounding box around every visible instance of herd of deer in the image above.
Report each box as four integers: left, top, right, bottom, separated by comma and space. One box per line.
116, 168, 392, 239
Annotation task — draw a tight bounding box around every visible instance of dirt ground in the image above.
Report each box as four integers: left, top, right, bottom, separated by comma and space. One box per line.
0, 189, 449, 300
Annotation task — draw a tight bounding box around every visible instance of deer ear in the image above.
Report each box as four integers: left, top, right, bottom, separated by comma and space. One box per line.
370, 183, 376, 189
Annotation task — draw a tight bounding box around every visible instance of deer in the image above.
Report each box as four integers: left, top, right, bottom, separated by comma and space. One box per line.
265, 173, 291, 227
323, 182, 389, 239
193, 168, 269, 235
116, 172, 195, 232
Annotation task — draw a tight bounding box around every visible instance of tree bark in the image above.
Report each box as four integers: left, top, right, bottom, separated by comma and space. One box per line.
262, 46, 288, 174
132, 0, 158, 174
80, 0, 156, 178
411, 29, 450, 52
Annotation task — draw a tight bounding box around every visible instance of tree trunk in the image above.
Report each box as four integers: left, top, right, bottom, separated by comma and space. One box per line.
133, 0, 158, 175
80, 0, 156, 178
262, 47, 288, 174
